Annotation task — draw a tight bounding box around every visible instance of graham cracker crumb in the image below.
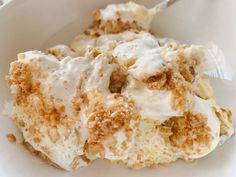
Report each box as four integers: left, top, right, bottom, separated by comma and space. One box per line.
109, 66, 127, 93
83, 90, 139, 157
7, 61, 77, 147
144, 68, 191, 111
92, 10, 144, 34
6, 133, 16, 143
86, 91, 135, 142
160, 112, 213, 153
175, 54, 199, 83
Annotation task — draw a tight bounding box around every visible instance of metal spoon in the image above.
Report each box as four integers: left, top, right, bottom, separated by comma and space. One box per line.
151, 0, 181, 14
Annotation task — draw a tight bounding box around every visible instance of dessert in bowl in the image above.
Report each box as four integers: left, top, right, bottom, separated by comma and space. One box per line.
2, 0, 235, 173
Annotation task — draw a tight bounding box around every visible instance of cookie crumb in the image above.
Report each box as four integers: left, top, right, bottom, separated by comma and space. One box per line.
6, 133, 16, 143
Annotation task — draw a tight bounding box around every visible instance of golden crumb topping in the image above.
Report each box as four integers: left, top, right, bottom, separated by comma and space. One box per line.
86, 91, 136, 142
7, 62, 41, 105
83, 90, 138, 156
175, 54, 199, 83
6, 62, 77, 144
160, 112, 213, 153
92, 10, 143, 34
144, 67, 191, 111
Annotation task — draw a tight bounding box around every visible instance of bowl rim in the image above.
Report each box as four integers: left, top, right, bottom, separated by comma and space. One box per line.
0, 0, 11, 9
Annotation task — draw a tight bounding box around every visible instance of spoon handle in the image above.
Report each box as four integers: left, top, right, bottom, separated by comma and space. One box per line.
152, 0, 181, 13
166, 0, 181, 7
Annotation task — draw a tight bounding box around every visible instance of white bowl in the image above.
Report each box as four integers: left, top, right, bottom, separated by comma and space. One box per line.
0, 0, 235, 177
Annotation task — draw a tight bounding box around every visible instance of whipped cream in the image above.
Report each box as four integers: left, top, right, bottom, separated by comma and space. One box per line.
124, 77, 181, 123
184, 96, 221, 159
47, 45, 77, 59
99, 1, 155, 30
113, 32, 166, 80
